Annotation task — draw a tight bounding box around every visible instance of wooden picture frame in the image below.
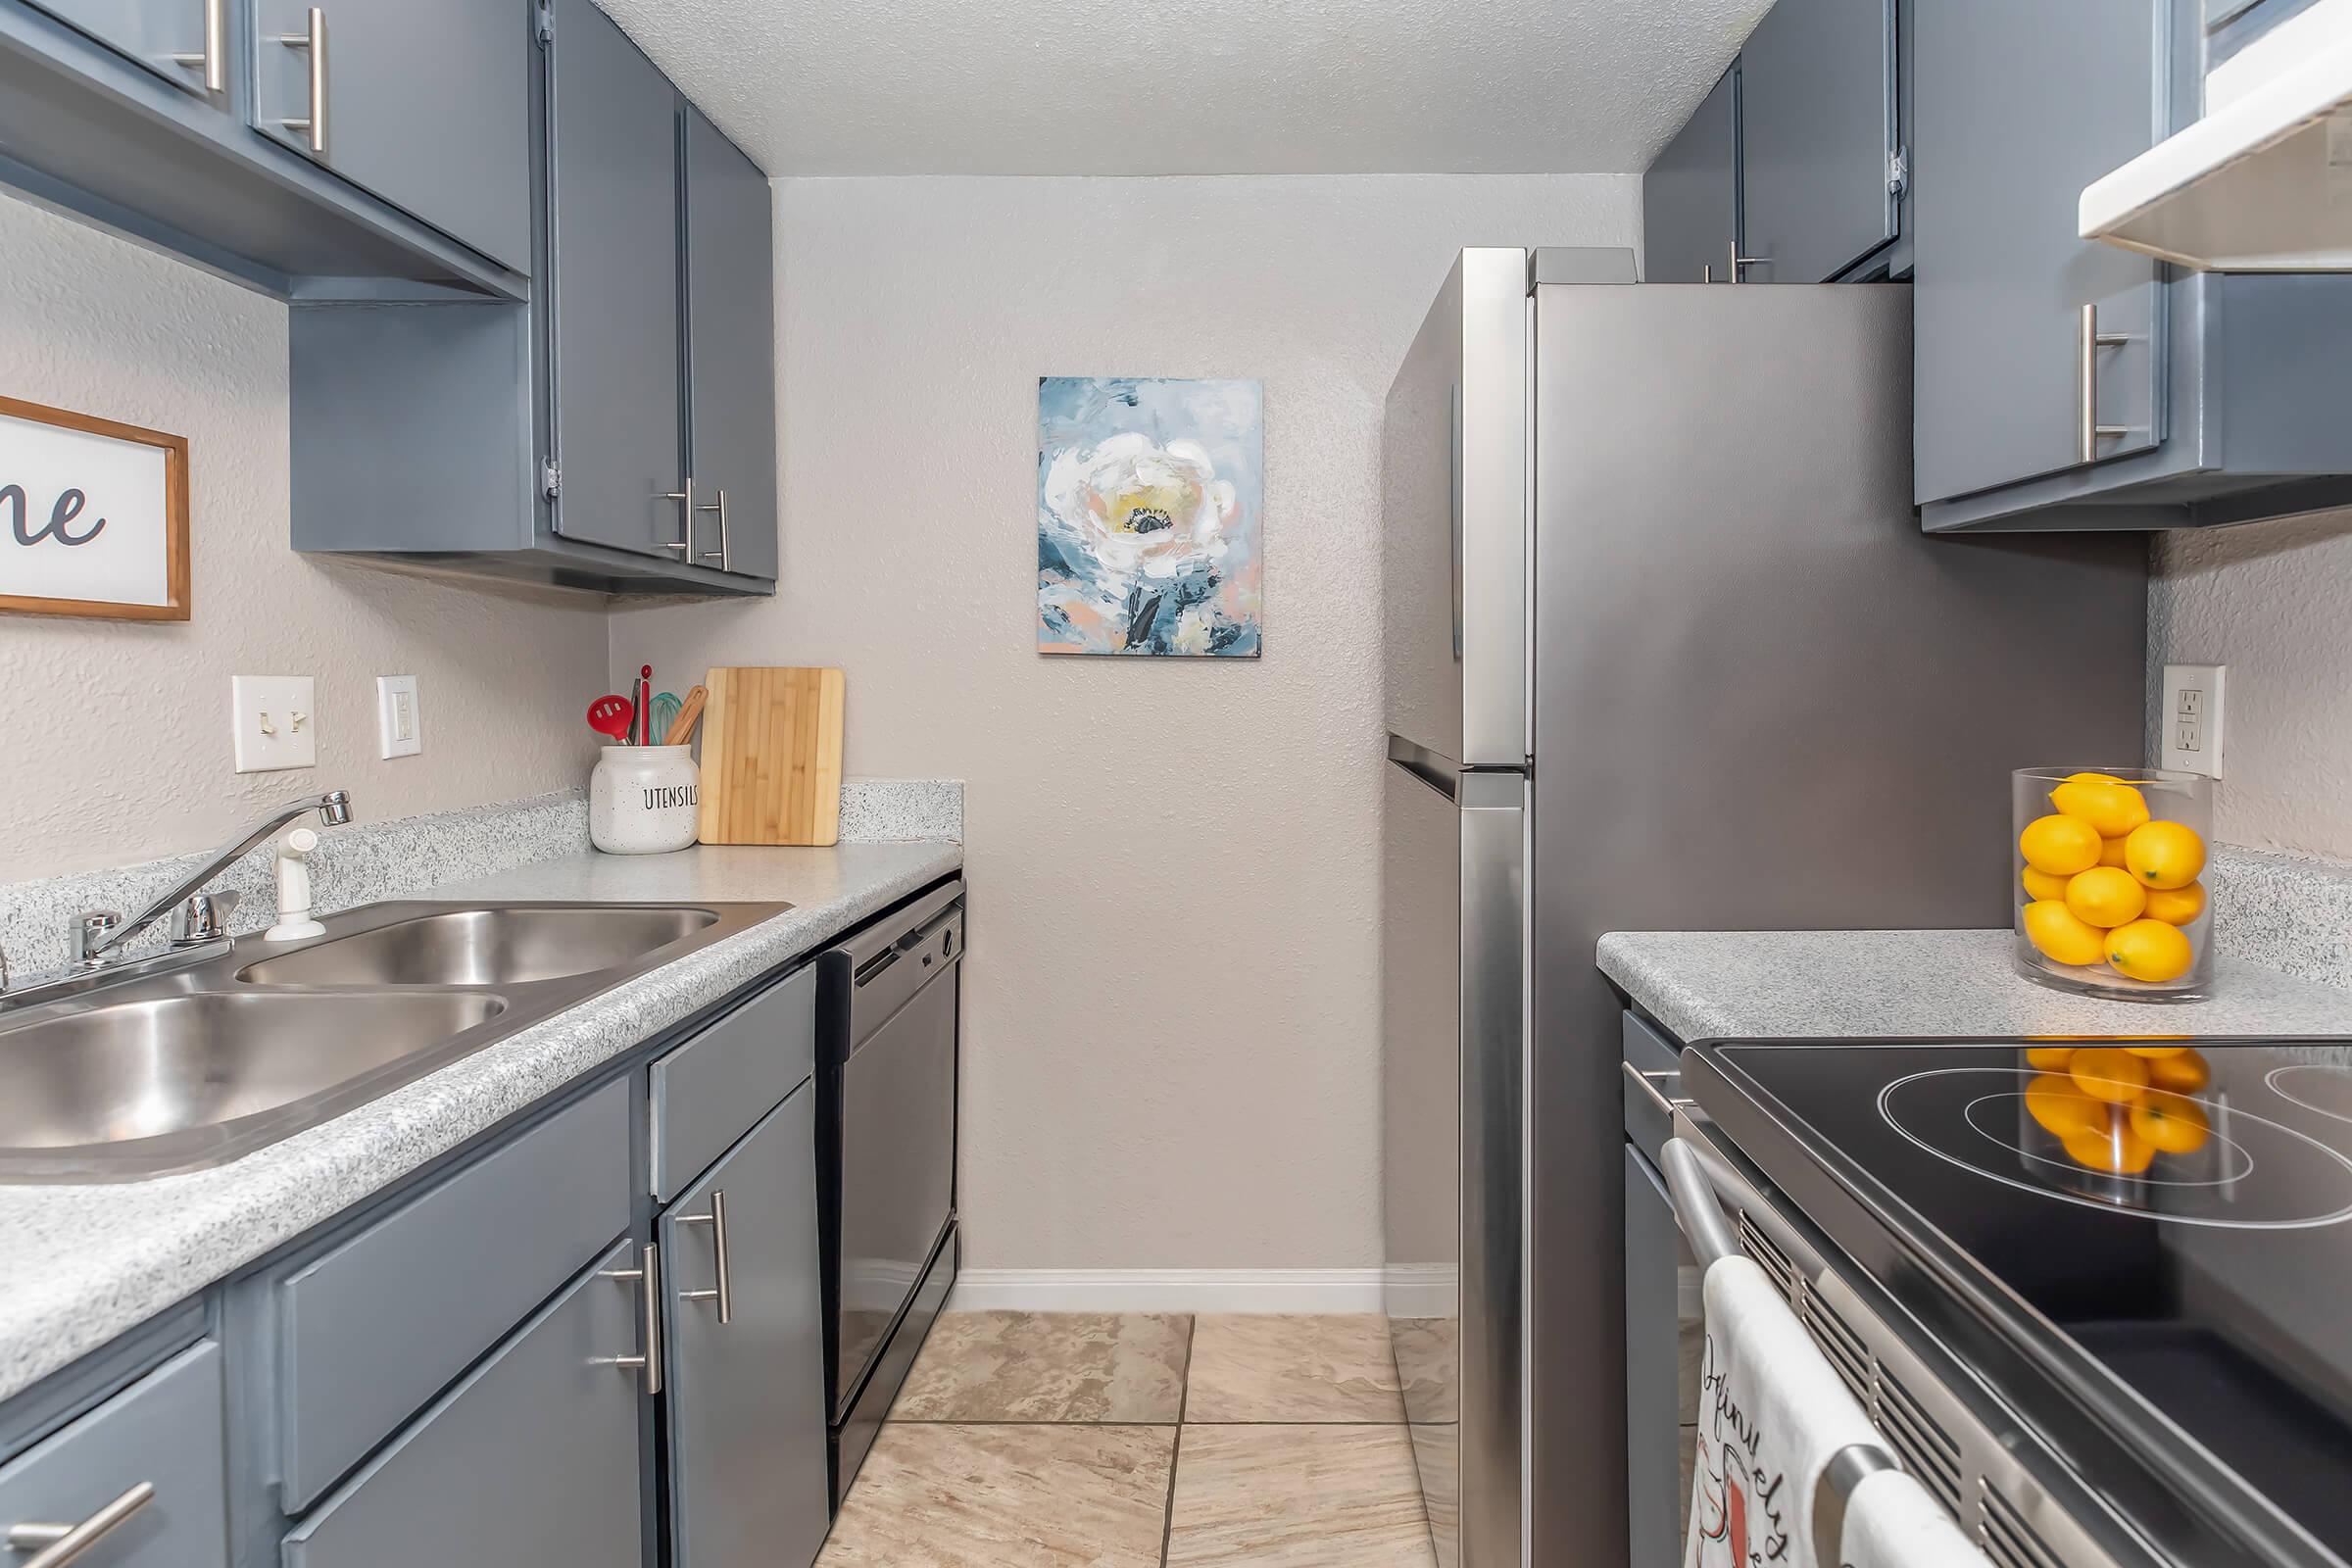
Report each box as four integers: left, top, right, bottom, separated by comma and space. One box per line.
0, 393, 191, 621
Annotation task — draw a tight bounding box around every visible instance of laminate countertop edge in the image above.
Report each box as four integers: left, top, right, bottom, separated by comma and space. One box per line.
1597, 928, 2352, 1048
0, 840, 962, 1403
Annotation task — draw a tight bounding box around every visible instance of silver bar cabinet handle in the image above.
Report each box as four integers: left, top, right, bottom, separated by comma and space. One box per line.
676, 1189, 732, 1324
277, 7, 327, 156
7, 1481, 157, 1568
598, 1244, 662, 1394
1728, 238, 1770, 281
695, 489, 731, 573
2078, 303, 2131, 464
167, 0, 226, 92
659, 476, 696, 555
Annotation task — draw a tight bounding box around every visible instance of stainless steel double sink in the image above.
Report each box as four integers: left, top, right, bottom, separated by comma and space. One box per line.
0, 901, 791, 1184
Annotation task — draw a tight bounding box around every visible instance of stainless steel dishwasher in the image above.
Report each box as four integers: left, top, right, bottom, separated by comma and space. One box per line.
816, 878, 961, 1507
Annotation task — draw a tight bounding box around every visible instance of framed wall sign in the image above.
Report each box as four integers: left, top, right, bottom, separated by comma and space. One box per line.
0, 394, 190, 621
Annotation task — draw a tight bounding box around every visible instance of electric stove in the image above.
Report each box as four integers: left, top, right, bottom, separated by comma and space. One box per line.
1683, 1037, 2352, 1568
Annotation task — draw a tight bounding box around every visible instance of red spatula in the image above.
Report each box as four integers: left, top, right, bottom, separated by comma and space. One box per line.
587, 694, 635, 744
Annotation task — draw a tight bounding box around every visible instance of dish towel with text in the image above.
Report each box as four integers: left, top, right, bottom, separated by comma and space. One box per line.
1838, 1466, 1992, 1568
1684, 1253, 1882, 1568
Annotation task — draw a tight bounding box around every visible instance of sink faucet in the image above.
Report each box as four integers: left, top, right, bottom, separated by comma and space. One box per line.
74, 791, 353, 968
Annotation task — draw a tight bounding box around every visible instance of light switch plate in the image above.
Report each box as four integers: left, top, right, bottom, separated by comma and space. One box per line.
231, 675, 317, 773
2160, 662, 2226, 778
375, 674, 421, 759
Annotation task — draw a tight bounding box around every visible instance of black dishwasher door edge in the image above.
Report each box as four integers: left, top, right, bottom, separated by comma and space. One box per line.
830, 1218, 957, 1510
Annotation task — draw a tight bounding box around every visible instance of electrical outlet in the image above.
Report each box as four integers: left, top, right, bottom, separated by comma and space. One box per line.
2161, 662, 2226, 778
375, 674, 422, 759
231, 675, 317, 773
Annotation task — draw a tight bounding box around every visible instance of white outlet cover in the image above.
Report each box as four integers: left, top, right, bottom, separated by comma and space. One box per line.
2160, 662, 2226, 778
375, 673, 422, 759
231, 675, 318, 773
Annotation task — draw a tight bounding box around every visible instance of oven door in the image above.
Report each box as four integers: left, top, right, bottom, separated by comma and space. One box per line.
830, 903, 960, 1419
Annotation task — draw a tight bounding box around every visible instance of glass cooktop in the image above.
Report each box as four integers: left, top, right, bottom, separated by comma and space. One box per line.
1698, 1039, 2352, 1567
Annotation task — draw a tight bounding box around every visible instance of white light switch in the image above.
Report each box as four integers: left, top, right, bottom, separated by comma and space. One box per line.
232, 675, 318, 773
375, 674, 422, 759
2161, 663, 2226, 778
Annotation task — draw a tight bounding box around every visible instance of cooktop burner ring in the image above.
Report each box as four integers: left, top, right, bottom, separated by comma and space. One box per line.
1959, 1091, 2260, 1189
1878, 1066, 2352, 1230
2267, 1064, 2352, 1127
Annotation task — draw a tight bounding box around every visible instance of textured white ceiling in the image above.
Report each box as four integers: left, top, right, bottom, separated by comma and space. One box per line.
592, 0, 1773, 176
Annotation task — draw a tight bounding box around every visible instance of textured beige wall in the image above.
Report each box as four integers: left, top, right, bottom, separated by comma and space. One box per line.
0, 192, 609, 880
612, 173, 1642, 1268
2150, 510, 2352, 858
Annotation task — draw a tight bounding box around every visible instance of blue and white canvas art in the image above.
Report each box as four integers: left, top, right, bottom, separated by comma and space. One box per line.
1037, 376, 1262, 658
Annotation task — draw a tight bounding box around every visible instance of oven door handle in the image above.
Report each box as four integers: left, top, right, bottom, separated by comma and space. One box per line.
1660, 1137, 1739, 1268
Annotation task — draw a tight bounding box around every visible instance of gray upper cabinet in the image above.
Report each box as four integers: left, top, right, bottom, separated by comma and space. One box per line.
1911, 0, 2165, 509
249, 0, 533, 271
1738, 0, 1897, 282
684, 107, 779, 581
548, 0, 687, 563
661, 1085, 831, 1568
24, 0, 220, 93
1642, 68, 1738, 284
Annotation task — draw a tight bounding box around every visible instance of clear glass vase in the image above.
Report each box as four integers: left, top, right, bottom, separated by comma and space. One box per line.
2012, 766, 2214, 1002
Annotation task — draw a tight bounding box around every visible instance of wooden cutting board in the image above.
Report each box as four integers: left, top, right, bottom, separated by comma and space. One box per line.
697, 666, 846, 846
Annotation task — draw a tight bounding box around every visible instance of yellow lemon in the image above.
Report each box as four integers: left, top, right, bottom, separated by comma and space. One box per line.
2024, 1045, 2076, 1070
2147, 1050, 2211, 1093
2024, 1072, 2105, 1137
2097, 835, 2132, 869
2070, 1047, 2151, 1102
2049, 778, 2151, 838
2063, 1120, 2156, 1175
2065, 866, 2147, 928
2021, 865, 2072, 903
2064, 771, 2128, 785
2021, 814, 2102, 876
2024, 900, 2107, 966
2130, 1091, 2211, 1155
2143, 881, 2206, 927
2125, 821, 2207, 891
2107, 918, 2195, 984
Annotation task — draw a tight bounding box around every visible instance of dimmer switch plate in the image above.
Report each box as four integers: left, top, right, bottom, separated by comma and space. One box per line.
232, 675, 317, 773
2161, 663, 2226, 778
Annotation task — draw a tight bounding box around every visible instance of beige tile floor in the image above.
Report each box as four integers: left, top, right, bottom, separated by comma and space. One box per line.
817, 1311, 1440, 1567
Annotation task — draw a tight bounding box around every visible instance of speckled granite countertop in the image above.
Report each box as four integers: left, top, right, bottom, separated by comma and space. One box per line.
0, 841, 960, 1403
1598, 929, 2352, 1046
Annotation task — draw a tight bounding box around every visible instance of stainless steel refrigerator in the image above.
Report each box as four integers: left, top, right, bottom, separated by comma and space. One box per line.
1379, 249, 2148, 1568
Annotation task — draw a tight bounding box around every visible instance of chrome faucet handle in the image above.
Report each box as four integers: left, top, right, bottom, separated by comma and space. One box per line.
169, 891, 242, 947
73, 911, 122, 967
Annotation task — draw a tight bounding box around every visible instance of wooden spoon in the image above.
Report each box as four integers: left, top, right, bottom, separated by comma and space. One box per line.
662, 684, 709, 747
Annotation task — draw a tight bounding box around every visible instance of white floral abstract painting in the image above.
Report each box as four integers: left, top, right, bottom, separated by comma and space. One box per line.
1037, 376, 1262, 657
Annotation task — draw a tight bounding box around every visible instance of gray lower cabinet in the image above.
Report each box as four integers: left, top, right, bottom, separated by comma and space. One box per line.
23, 0, 217, 93
548, 0, 687, 563
1737, 0, 1897, 283
0, 1344, 227, 1568
1642, 67, 1737, 284
281, 1240, 648, 1568
248, 0, 533, 272
683, 106, 779, 581
660, 1082, 831, 1568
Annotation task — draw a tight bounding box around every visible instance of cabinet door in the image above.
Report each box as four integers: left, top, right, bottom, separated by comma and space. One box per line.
27, 0, 221, 95
250, 0, 532, 270
549, 0, 687, 561
1738, 0, 1897, 281
685, 108, 778, 581
662, 1084, 830, 1568
1912, 0, 2167, 506
0, 1345, 227, 1568
1642, 68, 1738, 283
282, 1241, 646, 1568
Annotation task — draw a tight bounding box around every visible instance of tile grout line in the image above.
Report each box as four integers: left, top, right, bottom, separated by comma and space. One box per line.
1160, 1314, 1196, 1568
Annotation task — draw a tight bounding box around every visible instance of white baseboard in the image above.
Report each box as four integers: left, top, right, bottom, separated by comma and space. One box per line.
946, 1268, 1387, 1314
